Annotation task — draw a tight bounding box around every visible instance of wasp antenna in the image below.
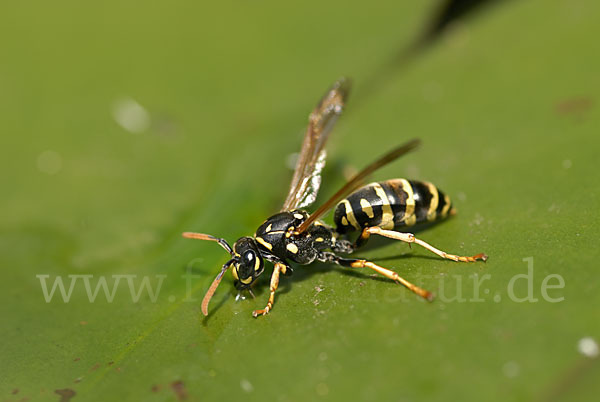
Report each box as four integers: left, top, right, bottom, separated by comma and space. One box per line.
201, 259, 235, 316
182, 232, 233, 255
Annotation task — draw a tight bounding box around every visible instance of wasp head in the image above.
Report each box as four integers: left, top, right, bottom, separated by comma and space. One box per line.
231, 237, 265, 289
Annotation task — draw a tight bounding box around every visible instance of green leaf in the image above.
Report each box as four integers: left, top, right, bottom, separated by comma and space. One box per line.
1, 0, 598, 401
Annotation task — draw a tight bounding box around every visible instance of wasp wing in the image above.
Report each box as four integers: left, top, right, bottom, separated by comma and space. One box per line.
295, 139, 421, 234
281, 78, 351, 211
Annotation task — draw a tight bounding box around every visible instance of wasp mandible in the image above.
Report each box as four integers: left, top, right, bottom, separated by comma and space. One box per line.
183, 78, 487, 317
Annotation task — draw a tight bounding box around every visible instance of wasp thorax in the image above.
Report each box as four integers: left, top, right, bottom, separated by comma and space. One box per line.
231, 237, 264, 289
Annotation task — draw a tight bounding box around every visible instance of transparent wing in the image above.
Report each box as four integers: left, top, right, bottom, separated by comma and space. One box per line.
295, 139, 421, 234
281, 78, 351, 211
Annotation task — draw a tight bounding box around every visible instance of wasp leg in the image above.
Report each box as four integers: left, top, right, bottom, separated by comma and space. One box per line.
352, 227, 372, 249
252, 263, 284, 317
365, 226, 488, 262
318, 252, 433, 301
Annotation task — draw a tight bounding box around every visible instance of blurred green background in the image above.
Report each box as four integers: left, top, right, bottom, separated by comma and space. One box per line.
1, 0, 598, 401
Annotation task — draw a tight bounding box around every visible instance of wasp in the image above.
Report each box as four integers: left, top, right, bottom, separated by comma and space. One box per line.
183, 78, 487, 317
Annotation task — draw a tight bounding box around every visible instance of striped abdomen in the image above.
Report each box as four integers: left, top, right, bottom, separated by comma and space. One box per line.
333, 179, 454, 234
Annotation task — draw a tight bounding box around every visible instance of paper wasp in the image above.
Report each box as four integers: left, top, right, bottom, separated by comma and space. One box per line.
183, 78, 487, 317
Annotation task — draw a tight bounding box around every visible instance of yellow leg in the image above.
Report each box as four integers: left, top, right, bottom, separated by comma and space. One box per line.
349, 259, 433, 301
320, 252, 433, 301
252, 263, 283, 317
366, 227, 488, 262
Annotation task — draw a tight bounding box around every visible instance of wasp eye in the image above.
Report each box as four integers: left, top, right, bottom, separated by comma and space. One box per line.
243, 251, 255, 264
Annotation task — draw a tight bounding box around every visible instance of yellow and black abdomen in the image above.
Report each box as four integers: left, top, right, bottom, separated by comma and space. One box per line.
333, 179, 454, 234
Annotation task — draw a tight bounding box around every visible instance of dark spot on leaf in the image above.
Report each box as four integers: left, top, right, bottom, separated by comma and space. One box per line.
54, 388, 76, 402
107, 361, 114, 366
151, 384, 161, 393
556, 97, 593, 116
89, 363, 100, 372
170, 380, 188, 400
73, 377, 82, 383
12, 388, 19, 394
73, 357, 80, 362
